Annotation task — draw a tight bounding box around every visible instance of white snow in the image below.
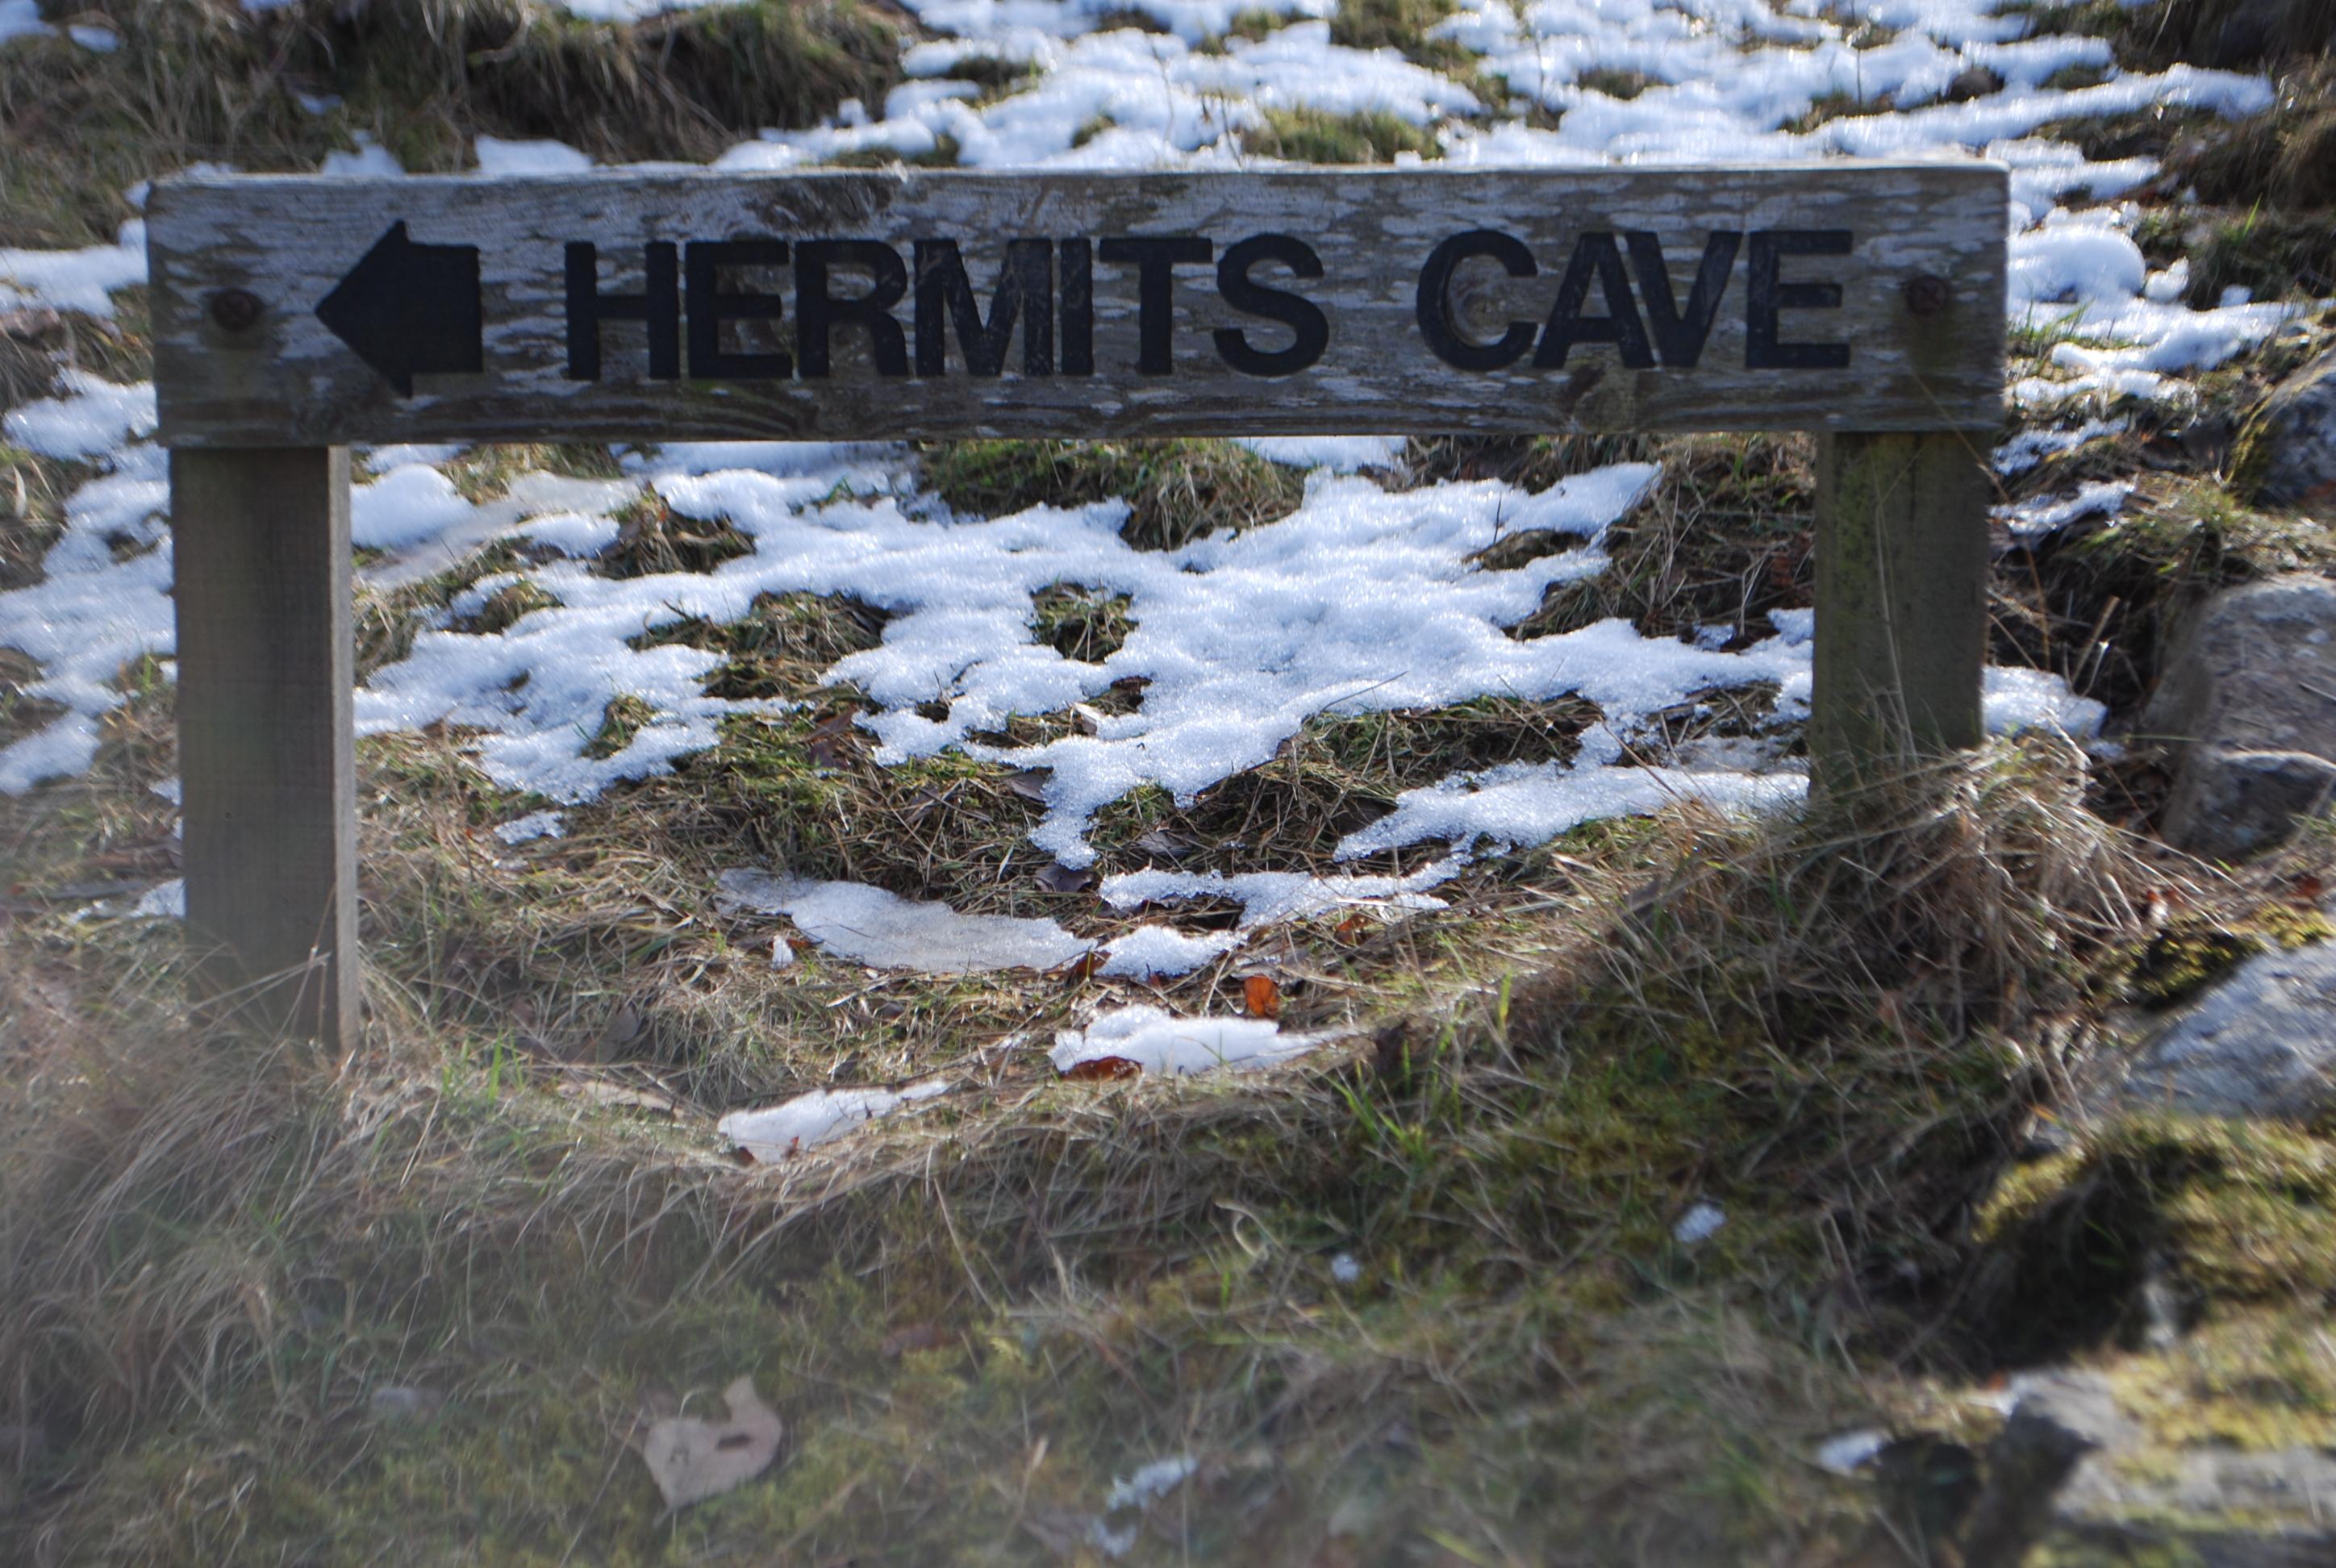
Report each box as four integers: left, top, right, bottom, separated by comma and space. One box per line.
1813, 1429, 1890, 1475
1993, 416, 2128, 476
1335, 727, 1808, 859
0, 1, 45, 44
1095, 924, 1244, 978
1104, 1453, 1199, 1509
491, 810, 565, 844
3, 370, 156, 462
131, 879, 186, 920
1673, 1200, 1725, 1244
0, 0, 2297, 877
1985, 666, 2107, 739
1996, 480, 2133, 540
473, 136, 594, 176
1100, 858, 1464, 925
0, 220, 145, 317
1052, 1004, 1316, 1075
715, 868, 1091, 973
718, 1078, 952, 1159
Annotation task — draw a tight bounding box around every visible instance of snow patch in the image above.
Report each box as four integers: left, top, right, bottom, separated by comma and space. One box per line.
1051, 1004, 1317, 1076
715, 869, 1091, 973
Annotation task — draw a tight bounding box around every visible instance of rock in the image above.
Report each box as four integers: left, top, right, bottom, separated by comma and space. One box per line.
1961, 1373, 2125, 1566
1964, 1370, 2336, 1566
2164, 749, 2336, 861
2234, 348, 2336, 514
2141, 574, 2336, 857
2114, 937, 2336, 1119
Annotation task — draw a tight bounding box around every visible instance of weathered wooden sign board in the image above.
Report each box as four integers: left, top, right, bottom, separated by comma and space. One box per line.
147, 165, 2008, 1048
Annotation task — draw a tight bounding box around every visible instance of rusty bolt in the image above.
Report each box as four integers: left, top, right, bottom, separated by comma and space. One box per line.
208, 288, 263, 332
1902, 273, 1951, 316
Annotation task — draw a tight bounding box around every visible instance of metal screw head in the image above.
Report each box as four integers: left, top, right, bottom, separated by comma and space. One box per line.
208, 288, 263, 332
1902, 273, 1951, 316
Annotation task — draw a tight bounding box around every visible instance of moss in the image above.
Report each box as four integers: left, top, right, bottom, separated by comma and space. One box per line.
2184, 208, 2336, 309
821, 131, 962, 169
2122, 907, 2332, 1009
1029, 583, 1133, 664
1971, 1118, 2336, 1369
582, 693, 657, 759
599, 492, 756, 578
1327, 0, 1480, 73
920, 437, 1304, 549
1241, 106, 1443, 164
453, 578, 562, 636
1578, 67, 1657, 100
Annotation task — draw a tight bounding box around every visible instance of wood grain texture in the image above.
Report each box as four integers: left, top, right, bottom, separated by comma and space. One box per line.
149, 165, 2006, 446
172, 447, 359, 1047
1808, 429, 1991, 782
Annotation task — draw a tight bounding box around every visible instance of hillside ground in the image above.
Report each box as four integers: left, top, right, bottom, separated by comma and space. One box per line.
6, 1, 2336, 1562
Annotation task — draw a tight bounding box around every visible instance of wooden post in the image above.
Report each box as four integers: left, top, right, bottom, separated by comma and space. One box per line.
171, 447, 360, 1047
1810, 429, 1990, 786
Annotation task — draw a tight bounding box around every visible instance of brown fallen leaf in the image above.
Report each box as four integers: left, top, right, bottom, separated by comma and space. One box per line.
1128, 827, 1199, 860
1062, 1055, 1142, 1081
805, 710, 861, 769
640, 1377, 783, 1509
1060, 949, 1105, 984
1004, 768, 1052, 802
1242, 974, 1282, 1020
1037, 861, 1093, 894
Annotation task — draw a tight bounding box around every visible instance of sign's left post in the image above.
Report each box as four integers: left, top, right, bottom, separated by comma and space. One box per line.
169, 447, 360, 1049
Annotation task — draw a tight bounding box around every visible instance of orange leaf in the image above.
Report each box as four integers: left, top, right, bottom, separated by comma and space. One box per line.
1062, 1055, 1142, 1081
1244, 974, 1282, 1020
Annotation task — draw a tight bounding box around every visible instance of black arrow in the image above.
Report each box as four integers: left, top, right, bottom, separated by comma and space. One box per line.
315, 222, 482, 396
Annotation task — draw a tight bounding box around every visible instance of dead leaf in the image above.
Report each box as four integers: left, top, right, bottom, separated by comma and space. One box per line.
806, 710, 861, 769
1071, 703, 1108, 736
1037, 861, 1093, 894
640, 1376, 783, 1509
1129, 828, 1199, 861
1062, 1055, 1142, 1081
1061, 950, 1105, 984
1004, 768, 1052, 802
1333, 911, 1373, 944
1242, 974, 1282, 1020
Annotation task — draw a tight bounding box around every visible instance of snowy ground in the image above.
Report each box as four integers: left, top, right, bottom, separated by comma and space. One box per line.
0, 0, 2311, 1071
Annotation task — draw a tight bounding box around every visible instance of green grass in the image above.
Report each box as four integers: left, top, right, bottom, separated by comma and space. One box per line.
1241, 106, 1444, 163
19, 742, 2266, 1564
920, 437, 1305, 550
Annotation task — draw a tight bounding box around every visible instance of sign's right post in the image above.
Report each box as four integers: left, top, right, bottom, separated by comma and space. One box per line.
1808, 428, 1991, 788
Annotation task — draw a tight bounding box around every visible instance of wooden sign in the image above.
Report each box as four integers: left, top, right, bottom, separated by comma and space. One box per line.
149, 166, 2004, 445
145, 166, 2008, 1051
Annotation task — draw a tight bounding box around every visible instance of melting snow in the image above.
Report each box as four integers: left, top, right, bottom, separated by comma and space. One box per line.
491, 810, 565, 844
1050, 1004, 1318, 1075
715, 868, 1091, 973
0, 0, 2289, 869
719, 1078, 953, 1159
1673, 1200, 1726, 1245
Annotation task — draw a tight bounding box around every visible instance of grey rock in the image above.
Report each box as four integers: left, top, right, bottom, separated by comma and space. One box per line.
2142, 574, 2336, 857
2117, 938, 2336, 1119
1961, 1373, 2124, 1566
1966, 1371, 2336, 1565
2167, 749, 2336, 861
2237, 348, 2336, 513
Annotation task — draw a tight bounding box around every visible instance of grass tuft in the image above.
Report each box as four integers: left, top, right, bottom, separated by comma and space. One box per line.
920, 437, 1304, 549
